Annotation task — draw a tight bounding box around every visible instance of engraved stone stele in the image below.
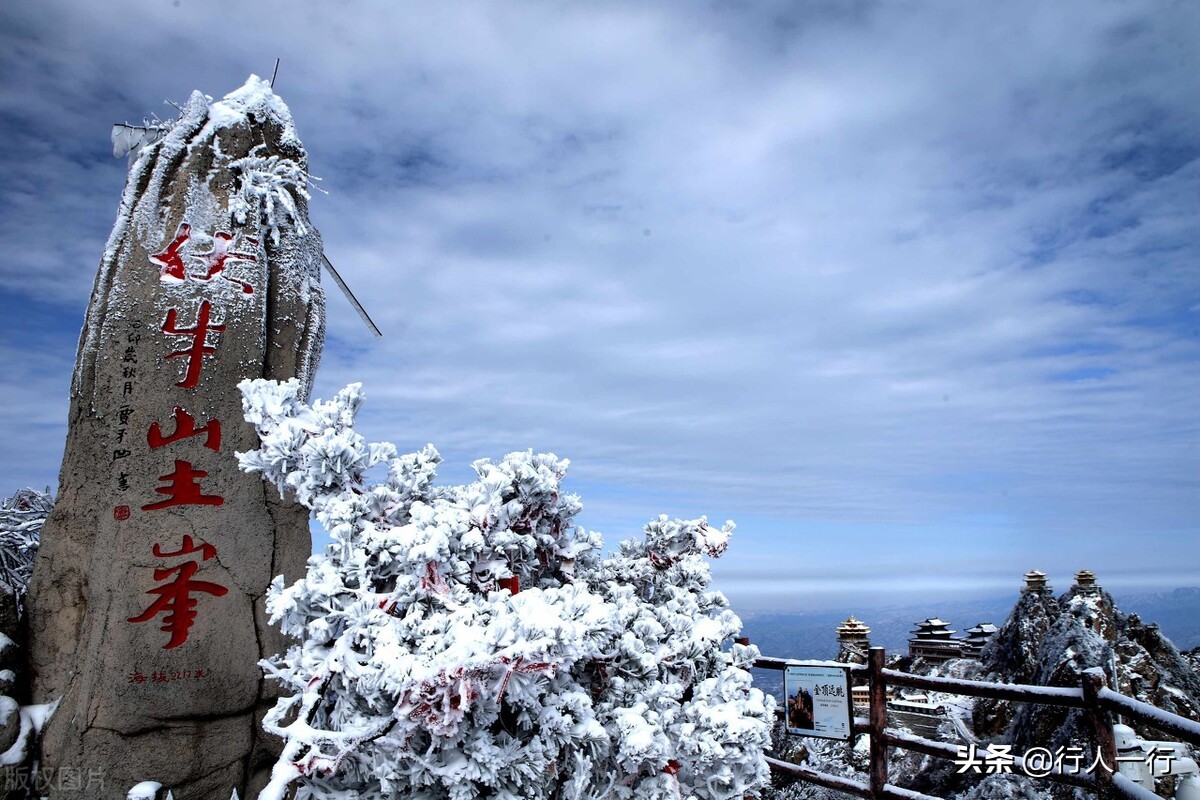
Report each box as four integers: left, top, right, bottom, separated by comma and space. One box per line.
27, 76, 325, 800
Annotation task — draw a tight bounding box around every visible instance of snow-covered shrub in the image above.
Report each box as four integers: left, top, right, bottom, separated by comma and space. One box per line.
228, 145, 321, 245
238, 378, 774, 800
0, 488, 52, 600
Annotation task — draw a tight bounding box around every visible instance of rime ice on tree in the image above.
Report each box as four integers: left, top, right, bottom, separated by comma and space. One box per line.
238, 378, 775, 800
27, 76, 325, 800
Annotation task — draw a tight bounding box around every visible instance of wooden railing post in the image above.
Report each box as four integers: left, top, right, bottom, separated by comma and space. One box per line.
868, 647, 888, 799
1082, 668, 1118, 800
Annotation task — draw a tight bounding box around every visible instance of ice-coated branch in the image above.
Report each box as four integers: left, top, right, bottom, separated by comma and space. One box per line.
0, 488, 52, 602
227, 147, 323, 245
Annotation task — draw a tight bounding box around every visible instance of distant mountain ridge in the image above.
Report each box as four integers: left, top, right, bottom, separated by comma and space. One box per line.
758, 583, 1200, 800
741, 586, 1200, 700
741, 586, 1200, 660
972, 583, 1200, 799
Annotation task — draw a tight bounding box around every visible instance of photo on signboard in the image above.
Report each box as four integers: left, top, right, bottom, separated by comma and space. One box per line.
787, 684, 815, 731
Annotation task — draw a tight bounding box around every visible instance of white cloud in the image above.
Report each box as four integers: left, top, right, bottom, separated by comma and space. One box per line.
1, 0, 1197, 600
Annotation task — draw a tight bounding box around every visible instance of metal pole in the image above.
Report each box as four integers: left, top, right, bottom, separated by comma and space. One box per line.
322, 253, 383, 338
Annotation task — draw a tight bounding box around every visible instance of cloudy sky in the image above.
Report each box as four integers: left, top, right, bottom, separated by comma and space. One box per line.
1, 1, 1197, 612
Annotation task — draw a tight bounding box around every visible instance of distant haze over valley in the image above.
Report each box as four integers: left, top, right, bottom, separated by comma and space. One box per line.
739, 586, 1200, 662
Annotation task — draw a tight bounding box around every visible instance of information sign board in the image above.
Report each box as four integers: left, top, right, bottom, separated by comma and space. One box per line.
783, 663, 853, 740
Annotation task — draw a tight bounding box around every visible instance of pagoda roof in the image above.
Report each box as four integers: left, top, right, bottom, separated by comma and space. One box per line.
964, 622, 997, 637
913, 617, 951, 628
911, 618, 956, 637
1023, 569, 1051, 589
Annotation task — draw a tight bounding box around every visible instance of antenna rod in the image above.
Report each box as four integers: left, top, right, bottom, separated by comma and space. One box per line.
270, 58, 281, 88
322, 253, 383, 338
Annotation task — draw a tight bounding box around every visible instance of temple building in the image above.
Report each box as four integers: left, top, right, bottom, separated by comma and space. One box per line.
1023, 569, 1051, 593
834, 616, 872, 708
835, 616, 872, 665
908, 618, 963, 663
836, 616, 871, 646
1074, 569, 1100, 594
851, 683, 871, 711
960, 622, 998, 659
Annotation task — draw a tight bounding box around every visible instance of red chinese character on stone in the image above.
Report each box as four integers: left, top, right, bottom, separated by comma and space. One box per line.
152, 223, 257, 294
142, 459, 223, 511
151, 223, 192, 282
162, 300, 225, 389
128, 669, 146, 684
128, 535, 229, 650
150, 535, 218, 561
147, 406, 222, 452
197, 231, 257, 294
113, 505, 130, 521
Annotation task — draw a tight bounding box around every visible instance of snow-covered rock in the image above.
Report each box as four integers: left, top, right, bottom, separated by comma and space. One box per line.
763, 581, 1200, 800
0, 697, 19, 754
27, 73, 326, 798
127, 781, 162, 800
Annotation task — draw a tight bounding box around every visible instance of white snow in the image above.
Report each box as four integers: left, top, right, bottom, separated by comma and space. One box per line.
22, 700, 55, 735
127, 782, 162, 800
0, 720, 28, 767
238, 378, 775, 799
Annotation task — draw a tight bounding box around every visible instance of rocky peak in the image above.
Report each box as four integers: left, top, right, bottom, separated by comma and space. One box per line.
980, 587, 1061, 685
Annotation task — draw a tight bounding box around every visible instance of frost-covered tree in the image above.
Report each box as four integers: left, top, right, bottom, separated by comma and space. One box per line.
237, 378, 774, 800
0, 487, 52, 601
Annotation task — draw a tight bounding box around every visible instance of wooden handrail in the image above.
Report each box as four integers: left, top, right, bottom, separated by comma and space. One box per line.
868, 648, 889, 798
881, 728, 1097, 791
881, 669, 1086, 708
754, 646, 1198, 800
1082, 669, 1118, 797
766, 756, 872, 798
766, 756, 942, 800
754, 656, 867, 673
756, 656, 1085, 707
1114, 773, 1165, 800
1097, 687, 1200, 745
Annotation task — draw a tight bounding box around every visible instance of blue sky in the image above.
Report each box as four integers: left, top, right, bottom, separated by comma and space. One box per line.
1, 0, 1197, 612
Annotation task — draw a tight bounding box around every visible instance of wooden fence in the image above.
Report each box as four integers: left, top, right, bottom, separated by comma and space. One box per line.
754, 647, 1200, 800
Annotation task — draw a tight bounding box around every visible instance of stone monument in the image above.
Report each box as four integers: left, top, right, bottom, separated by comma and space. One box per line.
27, 76, 325, 799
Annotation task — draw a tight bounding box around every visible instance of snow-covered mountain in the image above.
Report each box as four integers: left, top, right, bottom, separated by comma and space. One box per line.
972, 585, 1062, 740
764, 580, 1200, 800
979, 583, 1200, 758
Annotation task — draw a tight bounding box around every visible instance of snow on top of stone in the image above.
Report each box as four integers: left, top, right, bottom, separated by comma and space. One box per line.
203, 74, 300, 147
101, 89, 206, 265
107, 74, 306, 265
126, 782, 162, 800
